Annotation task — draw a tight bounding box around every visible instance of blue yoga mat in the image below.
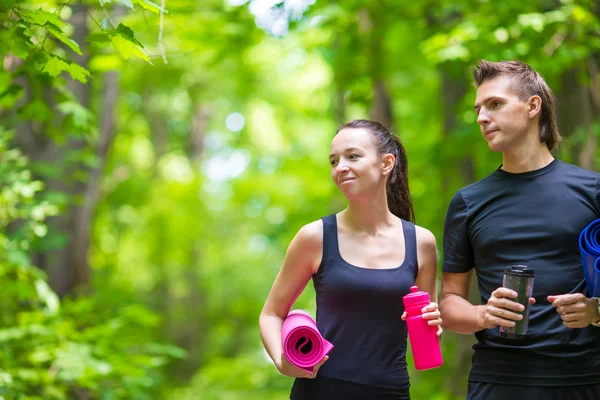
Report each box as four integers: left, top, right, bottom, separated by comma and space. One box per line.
579, 219, 600, 297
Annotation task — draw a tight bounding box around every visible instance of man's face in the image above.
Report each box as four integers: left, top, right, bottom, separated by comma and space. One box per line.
474, 75, 532, 153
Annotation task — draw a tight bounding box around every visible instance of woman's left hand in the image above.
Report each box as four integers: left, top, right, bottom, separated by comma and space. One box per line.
402, 302, 443, 336
422, 302, 443, 336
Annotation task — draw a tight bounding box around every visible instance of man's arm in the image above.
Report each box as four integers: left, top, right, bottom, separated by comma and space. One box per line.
439, 270, 485, 334
440, 270, 531, 334
547, 293, 600, 328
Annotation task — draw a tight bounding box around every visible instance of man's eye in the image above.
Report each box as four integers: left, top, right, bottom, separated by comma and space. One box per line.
349, 154, 359, 159
491, 101, 500, 108
330, 160, 338, 166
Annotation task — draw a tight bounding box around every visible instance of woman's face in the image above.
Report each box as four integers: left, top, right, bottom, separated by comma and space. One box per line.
329, 128, 388, 199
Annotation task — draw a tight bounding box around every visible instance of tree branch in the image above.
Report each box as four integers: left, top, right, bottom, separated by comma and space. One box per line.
157, 0, 167, 64
98, 0, 116, 28
79, 0, 105, 33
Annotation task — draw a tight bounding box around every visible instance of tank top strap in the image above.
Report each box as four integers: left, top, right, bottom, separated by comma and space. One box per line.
320, 214, 338, 265
401, 219, 419, 279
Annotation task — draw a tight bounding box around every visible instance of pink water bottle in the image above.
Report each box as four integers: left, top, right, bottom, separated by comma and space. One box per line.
402, 285, 443, 370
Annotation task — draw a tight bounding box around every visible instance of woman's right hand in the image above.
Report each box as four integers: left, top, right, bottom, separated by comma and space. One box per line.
277, 353, 329, 379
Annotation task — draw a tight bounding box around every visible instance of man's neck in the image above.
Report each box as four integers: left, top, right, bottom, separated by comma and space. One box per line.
501, 144, 554, 173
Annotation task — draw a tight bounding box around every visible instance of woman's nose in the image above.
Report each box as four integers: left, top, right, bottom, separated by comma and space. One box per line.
336, 162, 349, 173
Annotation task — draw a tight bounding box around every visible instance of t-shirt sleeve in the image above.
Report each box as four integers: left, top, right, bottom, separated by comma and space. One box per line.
442, 190, 474, 273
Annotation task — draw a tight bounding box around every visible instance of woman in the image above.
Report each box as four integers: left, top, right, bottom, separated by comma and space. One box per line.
259, 119, 442, 399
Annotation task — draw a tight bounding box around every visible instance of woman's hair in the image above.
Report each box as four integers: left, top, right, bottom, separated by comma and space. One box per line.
336, 119, 415, 222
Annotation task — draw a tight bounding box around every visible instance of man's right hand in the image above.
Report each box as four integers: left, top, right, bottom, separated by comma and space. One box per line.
277, 353, 329, 379
478, 287, 536, 330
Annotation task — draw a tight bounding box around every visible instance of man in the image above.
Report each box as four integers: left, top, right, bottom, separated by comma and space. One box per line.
440, 60, 600, 399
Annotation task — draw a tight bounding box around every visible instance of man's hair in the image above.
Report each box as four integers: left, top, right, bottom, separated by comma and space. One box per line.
473, 60, 561, 151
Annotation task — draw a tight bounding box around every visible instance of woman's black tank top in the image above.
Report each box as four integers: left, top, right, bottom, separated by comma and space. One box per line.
308, 214, 419, 389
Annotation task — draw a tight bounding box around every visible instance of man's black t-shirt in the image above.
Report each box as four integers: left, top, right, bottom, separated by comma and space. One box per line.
443, 159, 600, 386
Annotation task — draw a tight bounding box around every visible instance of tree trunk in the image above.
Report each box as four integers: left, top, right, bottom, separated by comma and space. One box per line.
438, 63, 479, 398
370, 80, 394, 132
70, 70, 119, 291
556, 64, 598, 170
335, 86, 346, 126
356, 7, 395, 132
440, 65, 474, 187
189, 104, 211, 162
14, 4, 121, 297
14, 3, 91, 296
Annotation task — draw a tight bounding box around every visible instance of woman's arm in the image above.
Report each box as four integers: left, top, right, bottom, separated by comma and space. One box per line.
414, 226, 443, 335
415, 226, 439, 302
259, 220, 325, 377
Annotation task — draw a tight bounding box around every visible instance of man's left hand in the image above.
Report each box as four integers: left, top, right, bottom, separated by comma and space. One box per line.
547, 293, 599, 329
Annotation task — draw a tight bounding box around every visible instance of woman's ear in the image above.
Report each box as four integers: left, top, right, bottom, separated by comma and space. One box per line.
528, 95, 542, 119
382, 153, 395, 176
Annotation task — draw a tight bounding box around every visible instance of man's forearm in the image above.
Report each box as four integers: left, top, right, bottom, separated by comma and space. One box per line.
440, 293, 485, 334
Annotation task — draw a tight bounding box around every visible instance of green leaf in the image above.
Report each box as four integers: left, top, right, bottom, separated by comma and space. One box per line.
57, 101, 94, 129
0, 26, 31, 58
114, 23, 143, 47
89, 24, 149, 62
44, 22, 82, 55
0, 85, 25, 108
63, 62, 91, 83
17, 100, 52, 122
87, 32, 112, 44
5, 248, 30, 266
110, 35, 150, 62
35, 279, 60, 315
19, 8, 68, 30
42, 55, 91, 83
131, 0, 168, 14
42, 55, 69, 77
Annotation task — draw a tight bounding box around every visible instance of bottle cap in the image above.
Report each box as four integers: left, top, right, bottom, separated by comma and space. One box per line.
504, 265, 534, 277
402, 285, 430, 308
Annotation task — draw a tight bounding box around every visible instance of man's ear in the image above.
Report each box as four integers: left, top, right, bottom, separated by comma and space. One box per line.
382, 153, 395, 176
528, 95, 542, 119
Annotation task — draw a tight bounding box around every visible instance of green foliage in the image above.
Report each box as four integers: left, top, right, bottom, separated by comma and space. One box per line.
43, 54, 91, 82
0, 3, 150, 89
170, 352, 292, 400
2, 0, 600, 399
0, 129, 185, 398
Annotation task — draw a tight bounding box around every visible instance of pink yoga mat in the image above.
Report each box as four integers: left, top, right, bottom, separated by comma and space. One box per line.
281, 310, 333, 373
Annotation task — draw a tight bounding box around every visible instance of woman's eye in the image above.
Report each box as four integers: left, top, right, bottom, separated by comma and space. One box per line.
491, 101, 500, 108
349, 154, 359, 160
330, 160, 338, 166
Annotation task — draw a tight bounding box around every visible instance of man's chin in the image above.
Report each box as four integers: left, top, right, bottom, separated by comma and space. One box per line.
486, 141, 504, 152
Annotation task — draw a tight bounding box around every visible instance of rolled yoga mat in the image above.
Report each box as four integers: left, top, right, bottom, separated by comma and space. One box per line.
579, 219, 600, 297
281, 310, 333, 373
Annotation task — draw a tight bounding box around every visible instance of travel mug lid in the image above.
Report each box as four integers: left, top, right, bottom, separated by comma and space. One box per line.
402, 285, 430, 307
504, 265, 534, 277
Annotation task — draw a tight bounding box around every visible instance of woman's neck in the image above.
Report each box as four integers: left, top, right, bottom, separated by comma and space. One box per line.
343, 195, 394, 236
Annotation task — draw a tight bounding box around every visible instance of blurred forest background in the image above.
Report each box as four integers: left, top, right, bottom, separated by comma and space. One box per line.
1, 0, 600, 399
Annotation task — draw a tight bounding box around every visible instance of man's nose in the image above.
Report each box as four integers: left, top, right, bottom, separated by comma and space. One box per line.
477, 110, 490, 126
